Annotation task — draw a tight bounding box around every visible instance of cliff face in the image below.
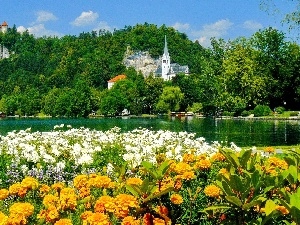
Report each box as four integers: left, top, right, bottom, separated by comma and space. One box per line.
123, 50, 160, 77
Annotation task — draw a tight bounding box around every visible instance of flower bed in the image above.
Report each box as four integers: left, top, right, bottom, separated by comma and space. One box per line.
0, 125, 299, 224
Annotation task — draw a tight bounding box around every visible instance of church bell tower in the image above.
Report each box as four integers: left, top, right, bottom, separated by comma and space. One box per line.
161, 35, 170, 80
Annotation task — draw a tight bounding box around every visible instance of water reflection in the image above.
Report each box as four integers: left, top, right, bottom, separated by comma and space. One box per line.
0, 117, 299, 147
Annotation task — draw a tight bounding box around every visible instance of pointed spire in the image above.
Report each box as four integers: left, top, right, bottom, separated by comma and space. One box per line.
164, 35, 169, 56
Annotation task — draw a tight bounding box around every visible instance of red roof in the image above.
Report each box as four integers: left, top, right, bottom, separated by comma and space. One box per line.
2, 21, 7, 26
108, 74, 126, 83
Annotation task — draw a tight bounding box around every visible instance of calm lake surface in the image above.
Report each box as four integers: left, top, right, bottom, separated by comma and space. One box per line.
0, 116, 299, 147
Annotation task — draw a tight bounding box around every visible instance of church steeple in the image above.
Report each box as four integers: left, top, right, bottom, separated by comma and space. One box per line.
161, 35, 171, 80
164, 35, 169, 57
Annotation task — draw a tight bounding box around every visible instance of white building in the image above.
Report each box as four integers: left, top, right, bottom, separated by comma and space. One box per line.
156, 36, 189, 80
0, 21, 9, 59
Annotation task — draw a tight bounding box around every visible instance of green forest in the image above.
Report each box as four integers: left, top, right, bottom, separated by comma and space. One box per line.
0, 23, 299, 117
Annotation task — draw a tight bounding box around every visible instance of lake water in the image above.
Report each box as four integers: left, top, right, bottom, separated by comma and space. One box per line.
0, 116, 299, 147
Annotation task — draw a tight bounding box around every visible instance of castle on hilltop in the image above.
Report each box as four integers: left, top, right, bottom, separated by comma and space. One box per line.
0, 21, 8, 33
0, 21, 9, 59
123, 36, 189, 81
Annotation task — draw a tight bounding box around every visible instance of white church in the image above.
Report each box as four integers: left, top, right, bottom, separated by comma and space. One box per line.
0, 21, 9, 59
155, 36, 189, 80
123, 36, 189, 81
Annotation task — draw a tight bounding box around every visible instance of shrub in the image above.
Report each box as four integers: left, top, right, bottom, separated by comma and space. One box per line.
222, 111, 234, 117
290, 111, 299, 117
275, 106, 285, 114
241, 110, 251, 117
253, 105, 272, 117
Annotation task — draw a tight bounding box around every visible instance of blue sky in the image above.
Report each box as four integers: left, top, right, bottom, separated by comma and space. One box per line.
1, 0, 297, 47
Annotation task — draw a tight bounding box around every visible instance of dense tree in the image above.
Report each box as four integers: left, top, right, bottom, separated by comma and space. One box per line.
155, 86, 184, 113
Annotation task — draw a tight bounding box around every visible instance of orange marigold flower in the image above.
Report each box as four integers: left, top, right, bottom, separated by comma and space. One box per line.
51, 182, 65, 192
158, 177, 174, 192
268, 157, 288, 170
181, 171, 196, 180
172, 162, 192, 175
204, 185, 221, 198
37, 205, 59, 223
79, 187, 91, 199
81, 211, 93, 221
89, 175, 112, 188
43, 194, 60, 208
183, 153, 195, 163
59, 188, 77, 211
94, 196, 115, 213
0, 189, 9, 200
54, 218, 73, 225
126, 177, 143, 186
194, 159, 211, 170
170, 193, 183, 205
276, 205, 289, 215
21, 176, 39, 190
265, 147, 275, 153
18, 186, 28, 198
39, 184, 51, 197
86, 212, 110, 225
114, 194, 138, 218
8, 182, 22, 195
211, 152, 226, 161
74, 174, 89, 189
9, 202, 34, 217
174, 179, 182, 190
122, 216, 140, 225
0, 211, 8, 224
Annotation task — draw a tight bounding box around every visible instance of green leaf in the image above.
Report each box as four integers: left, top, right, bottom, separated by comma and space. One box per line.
225, 196, 242, 207
157, 160, 171, 179
141, 161, 158, 179
203, 204, 231, 211
265, 199, 277, 216
143, 187, 174, 203
220, 148, 240, 169
125, 184, 142, 197
239, 149, 252, 169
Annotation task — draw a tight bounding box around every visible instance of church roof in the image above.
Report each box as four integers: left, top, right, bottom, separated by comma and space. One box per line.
108, 74, 126, 83
2, 21, 7, 26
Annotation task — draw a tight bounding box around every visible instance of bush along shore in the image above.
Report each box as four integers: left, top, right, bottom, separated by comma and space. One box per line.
0, 125, 299, 224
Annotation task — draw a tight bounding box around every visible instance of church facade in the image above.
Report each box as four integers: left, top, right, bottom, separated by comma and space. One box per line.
155, 36, 189, 80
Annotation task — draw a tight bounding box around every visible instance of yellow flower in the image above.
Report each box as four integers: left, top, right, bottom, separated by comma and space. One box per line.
8, 182, 22, 195
114, 194, 138, 218
0, 211, 8, 225
219, 168, 230, 179
59, 188, 77, 211
80, 211, 93, 221
74, 174, 89, 189
204, 185, 221, 198
9, 202, 34, 222
211, 152, 226, 161
121, 216, 140, 225
54, 218, 73, 225
170, 193, 183, 205
265, 147, 275, 153
183, 153, 195, 163
181, 171, 196, 180
126, 177, 143, 186
43, 194, 60, 208
0, 189, 9, 200
194, 159, 211, 170
37, 205, 59, 223
172, 162, 192, 175
21, 176, 39, 190
86, 212, 110, 225
51, 182, 65, 192
89, 175, 112, 188
39, 184, 51, 197
153, 217, 166, 225
94, 196, 115, 213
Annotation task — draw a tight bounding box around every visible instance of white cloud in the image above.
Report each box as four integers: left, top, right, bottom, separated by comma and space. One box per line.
35, 11, 58, 23
93, 21, 114, 32
243, 20, 263, 31
192, 19, 233, 47
18, 24, 62, 37
71, 10, 99, 27
172, 22, 190, 32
